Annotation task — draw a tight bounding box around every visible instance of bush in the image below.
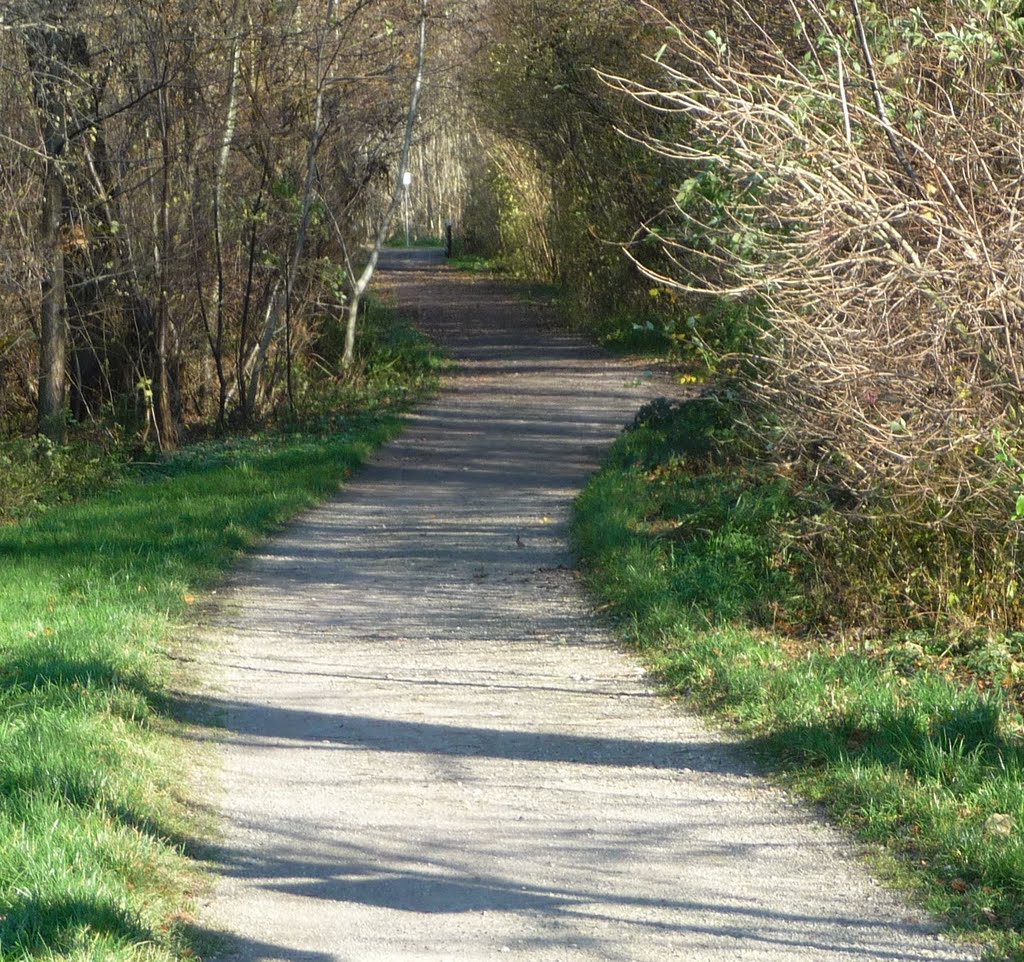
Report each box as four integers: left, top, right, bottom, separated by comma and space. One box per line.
0, 431, 129, 522
289, 297, 445, 429
617, 0, 1024, 632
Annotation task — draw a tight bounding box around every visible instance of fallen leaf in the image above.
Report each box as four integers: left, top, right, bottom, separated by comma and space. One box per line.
951, 879, 968, 894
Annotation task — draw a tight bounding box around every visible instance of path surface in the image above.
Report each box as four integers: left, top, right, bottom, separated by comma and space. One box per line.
197, 249, 979, 961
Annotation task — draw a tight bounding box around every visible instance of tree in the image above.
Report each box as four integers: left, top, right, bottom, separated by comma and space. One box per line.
342, 0, 429, 370
20, 1, 90, 440
0, 0, 442, 439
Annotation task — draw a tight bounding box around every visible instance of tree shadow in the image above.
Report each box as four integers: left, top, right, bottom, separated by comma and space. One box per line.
194, 830, 967, 962
0, 895, 150, 957
175, 691, 757, 776
178, 922, 336, 962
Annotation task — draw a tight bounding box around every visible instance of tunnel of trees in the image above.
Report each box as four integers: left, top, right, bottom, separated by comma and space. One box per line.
3, 4, 1024, 958
2, 0, 1024, 628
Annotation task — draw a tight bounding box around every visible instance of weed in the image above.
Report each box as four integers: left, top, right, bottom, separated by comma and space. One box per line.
447, 253, 502, 273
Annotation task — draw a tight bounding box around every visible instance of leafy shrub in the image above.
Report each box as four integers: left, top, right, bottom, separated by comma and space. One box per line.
290, 297, 445, 429
0, 432, 130, 523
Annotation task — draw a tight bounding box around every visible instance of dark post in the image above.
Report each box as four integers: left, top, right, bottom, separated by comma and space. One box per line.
445, 221, 453, 259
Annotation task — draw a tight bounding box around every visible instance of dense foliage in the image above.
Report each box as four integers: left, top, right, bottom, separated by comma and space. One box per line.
615, 0, 1024, 634
469, 0, 1024, 636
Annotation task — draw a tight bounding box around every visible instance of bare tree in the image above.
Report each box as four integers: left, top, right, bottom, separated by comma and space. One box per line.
342, 0, 429, 370
607, 0, 1024, 629
20, 1, 90, 439
0, 0, 446, 438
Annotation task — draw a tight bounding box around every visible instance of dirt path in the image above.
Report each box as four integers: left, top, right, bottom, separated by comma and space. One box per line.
197, 249, 978, 961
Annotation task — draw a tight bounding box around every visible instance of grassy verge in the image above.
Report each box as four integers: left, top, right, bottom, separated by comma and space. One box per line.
0, 310, 445, 961
572, 397, 1024, 962
446, 252, 500, 273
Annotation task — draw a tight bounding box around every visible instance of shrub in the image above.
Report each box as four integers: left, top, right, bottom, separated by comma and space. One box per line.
615, 0, 1024, 632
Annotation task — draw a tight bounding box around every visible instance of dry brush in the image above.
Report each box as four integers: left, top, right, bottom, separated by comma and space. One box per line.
607, 0, 1024, 631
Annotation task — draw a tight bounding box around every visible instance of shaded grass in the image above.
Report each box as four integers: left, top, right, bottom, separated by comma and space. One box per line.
572, 397, 1024, 961
0, 316, 444, 961
447, 253, 501, 274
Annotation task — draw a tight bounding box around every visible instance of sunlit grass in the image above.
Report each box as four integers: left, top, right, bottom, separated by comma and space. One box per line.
0, 313, 444, 961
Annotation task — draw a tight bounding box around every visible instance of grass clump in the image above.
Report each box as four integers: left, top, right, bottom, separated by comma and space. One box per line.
0, 310, 444, 961
573, 395, 1024, 961
447, 252, 501, 274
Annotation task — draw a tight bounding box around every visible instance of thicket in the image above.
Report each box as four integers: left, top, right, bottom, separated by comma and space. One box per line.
472, 0, 1024, 637
0, 0, 440, 452
605, 0, 1024, 635
461, 0, 709, 353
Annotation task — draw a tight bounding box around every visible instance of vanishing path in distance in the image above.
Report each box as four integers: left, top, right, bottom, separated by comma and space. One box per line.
198, 249, 978, 961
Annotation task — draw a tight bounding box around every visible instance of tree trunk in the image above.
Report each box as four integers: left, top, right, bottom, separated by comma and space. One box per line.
342, 0, 429, 370
38, 154, 68, 440
242, 0, 334, 417
24, 12, 85, 440
153, 85, 178, 449
203, 24, 241, 429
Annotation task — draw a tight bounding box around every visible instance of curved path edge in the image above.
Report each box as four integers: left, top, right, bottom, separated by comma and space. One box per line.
193, 249, 981, 962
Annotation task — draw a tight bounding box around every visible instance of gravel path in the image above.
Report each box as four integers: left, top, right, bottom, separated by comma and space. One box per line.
197, 249, 980, 961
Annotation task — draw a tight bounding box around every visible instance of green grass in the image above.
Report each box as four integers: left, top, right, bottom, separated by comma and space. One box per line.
446, 252, 500, 273
0, 314, 445, 961
383, 235, 445, 249
572, 397, 1024, 962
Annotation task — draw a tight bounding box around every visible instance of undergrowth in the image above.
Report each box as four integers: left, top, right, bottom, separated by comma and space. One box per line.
0, 432, 131, 524
0, 310, 444, 961
446, 252, 501, 274
573, 395, 1024, 962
